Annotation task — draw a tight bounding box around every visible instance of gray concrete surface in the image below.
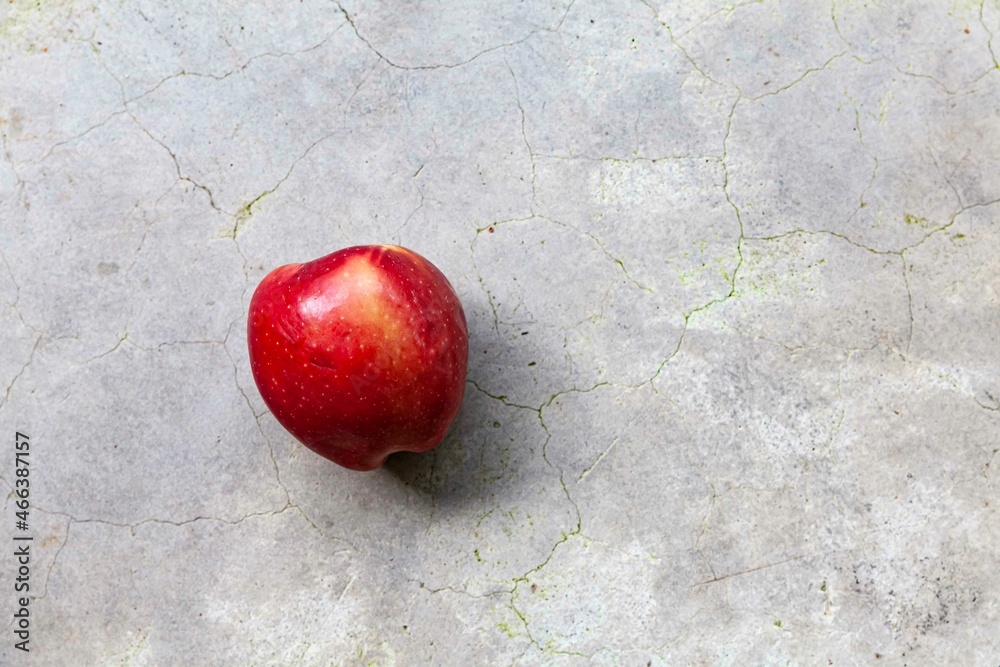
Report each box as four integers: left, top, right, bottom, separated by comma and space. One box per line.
1, 0, 998, 665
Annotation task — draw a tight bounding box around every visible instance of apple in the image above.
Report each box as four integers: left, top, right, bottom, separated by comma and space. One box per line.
247, 245, 468, 471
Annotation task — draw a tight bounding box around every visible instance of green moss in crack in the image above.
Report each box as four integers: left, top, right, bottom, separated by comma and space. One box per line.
496, 620, 517, 639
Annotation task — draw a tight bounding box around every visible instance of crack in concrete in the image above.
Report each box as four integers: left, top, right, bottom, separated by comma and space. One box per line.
832, 4, 995, 93
0, 249, 39, 333
222, 318, 262, 411
577, 409, 641, 482
337, 3, 545, 72
468, 373, 598, 650
221, 317, 292, 506
636, 0, 733, 87
34, 110, 129, 164
468, 219, 535, 333
691, 554, 807, 587
822, 351, 854, 460
638, 92, 747, 389
830, 0, 849, 47
80, 335, 235, 365
507, 503, 581, 655
840, 117, 880, 238
0, 333, 42, 413
0, 131, 33, 213
982, 0, 1000, 69
341, 58, 385, 127
533, 152, 721, 163
662, 23, 729, 89
893, 347, 1000, 416
64, 317, 297, 517
738, 228, 920, 352
901, 256, 914, 352
852, 152, 879, 220
123, 98, 255, 313
232, 233, 253, 313
539, 214, 654, 293
232, 129, 342, 237
469, 216, 653, 344
512, 401, 583, 620
745, 189, 993, 256
29, 20, 354, 315
35, 501, 361, 584
668, 1, 765, 42
643, 0, 850, 107
742, 228, 880, 255
645, 313, 689, 389
930, 149, 968, 213
32, 520, 71, 603
129, 114, 222, 211
467, 379, 538, 413
732, 195, 998, 363
638, 63, 957, 389
91, 43, 225, 216
718, 92, 746, 284
122, 22, 349, 104
539, 382, 612, 413
477, 277, 502, 334
694, 482, 720, 550
2, 34, 129, 167
82, 333, 129, 363
409, 578, 505, 600
576, 430, 620, 483
146, 338, 223, 349
335, 573, 357, 606
504, 56, 538, 215
747, 52, 848, 101
34, 502, 316, 538
395, 164, 427, 243
893, 60, 997, 96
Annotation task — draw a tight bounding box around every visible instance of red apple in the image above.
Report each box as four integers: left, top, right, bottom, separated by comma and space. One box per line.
247, 245, 468, 471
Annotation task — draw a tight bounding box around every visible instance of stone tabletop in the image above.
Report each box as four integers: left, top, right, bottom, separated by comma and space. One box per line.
1, 1, 998, 665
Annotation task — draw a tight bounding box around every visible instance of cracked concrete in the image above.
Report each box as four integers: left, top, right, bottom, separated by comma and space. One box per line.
2, 0, 998, 664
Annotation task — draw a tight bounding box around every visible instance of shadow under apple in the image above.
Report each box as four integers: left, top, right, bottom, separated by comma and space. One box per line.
381, 294, 548, 512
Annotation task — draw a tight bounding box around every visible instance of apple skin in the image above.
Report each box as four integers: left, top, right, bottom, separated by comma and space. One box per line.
247, 245, 468, 471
